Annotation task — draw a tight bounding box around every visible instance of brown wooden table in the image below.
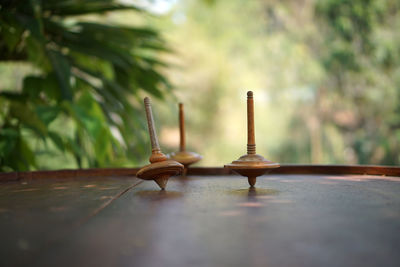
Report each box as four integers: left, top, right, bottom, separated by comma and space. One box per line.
1, 165, 400, 267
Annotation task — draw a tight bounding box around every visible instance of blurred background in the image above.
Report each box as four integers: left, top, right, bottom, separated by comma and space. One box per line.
1, 0, 399, 171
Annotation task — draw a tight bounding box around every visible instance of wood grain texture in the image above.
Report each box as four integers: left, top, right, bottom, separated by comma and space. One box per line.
0, 176, 141, 266
27, 174, 400, 267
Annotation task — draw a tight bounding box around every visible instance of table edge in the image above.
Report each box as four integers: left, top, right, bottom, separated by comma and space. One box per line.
1, 165, 399, 183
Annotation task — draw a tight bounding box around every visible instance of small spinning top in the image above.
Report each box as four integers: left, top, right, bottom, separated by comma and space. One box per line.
225, 91, 279, 187
170, 103, 202, 176
136, 97, 184, 190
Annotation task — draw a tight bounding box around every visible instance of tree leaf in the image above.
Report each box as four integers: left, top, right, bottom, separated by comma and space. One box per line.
36, 105, 61, 125
9, 102, 48, 136
43, 1, 141, 16
23, 76, 44, 99
47, 49, 73, 101
48, 131, 65, 152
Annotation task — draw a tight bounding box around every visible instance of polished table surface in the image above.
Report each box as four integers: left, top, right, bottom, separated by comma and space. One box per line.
1, 171, 400, 266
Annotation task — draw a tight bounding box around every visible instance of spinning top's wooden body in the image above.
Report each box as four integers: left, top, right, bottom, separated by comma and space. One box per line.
170, 103, 202, 175
137, 97, 183, 190
225, 91, 279, 187
136, 160, 183, 189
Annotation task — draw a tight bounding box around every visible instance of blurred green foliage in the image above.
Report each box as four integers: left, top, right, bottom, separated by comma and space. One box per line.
0, 0, 170, 171
1, 0, 399, 171
153, 0, 400, 166
312, 0, 400, 164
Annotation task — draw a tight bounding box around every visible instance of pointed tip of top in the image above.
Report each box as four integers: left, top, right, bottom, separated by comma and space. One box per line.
247, 91, 253, 97
155, 177, 168, 190
248, 176, 257, 187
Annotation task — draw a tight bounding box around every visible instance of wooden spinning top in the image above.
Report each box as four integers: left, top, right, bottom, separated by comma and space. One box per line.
225, 91, 279, 187
136, 97, 184, 190
170, 103, 202, 176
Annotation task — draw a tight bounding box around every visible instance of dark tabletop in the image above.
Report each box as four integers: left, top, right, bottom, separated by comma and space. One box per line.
1, 173, 399, 267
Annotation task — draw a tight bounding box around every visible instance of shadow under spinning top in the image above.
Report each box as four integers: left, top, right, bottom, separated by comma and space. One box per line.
170, 103, 202, 176
136, 97, 184, 190
135, 190, 183, 201
225, 91, 279, 187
